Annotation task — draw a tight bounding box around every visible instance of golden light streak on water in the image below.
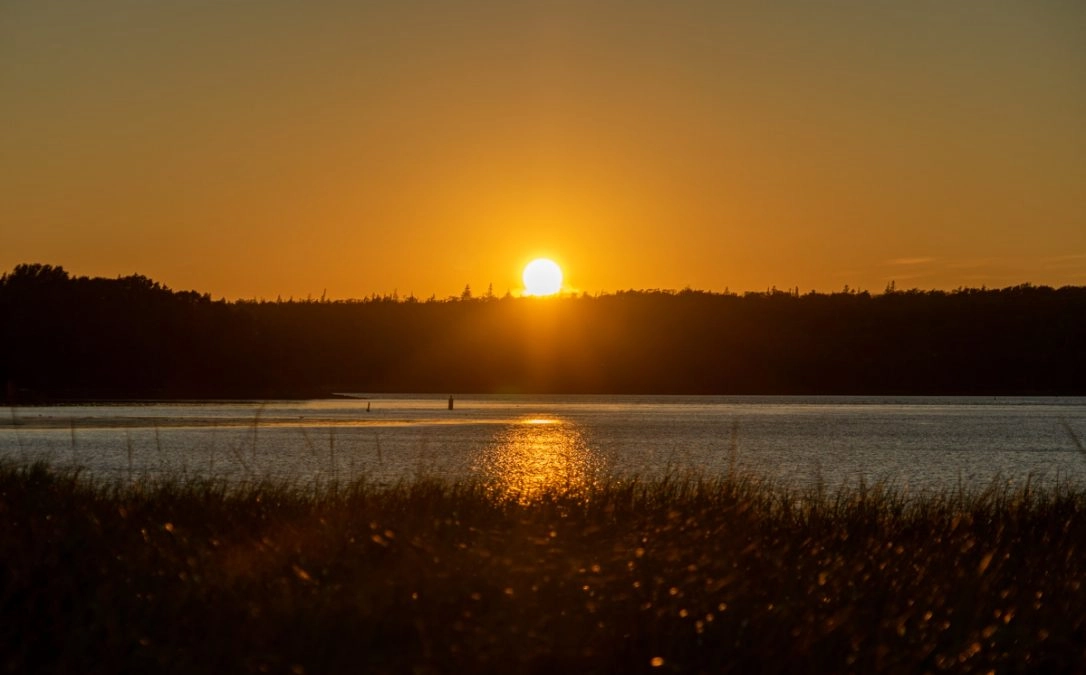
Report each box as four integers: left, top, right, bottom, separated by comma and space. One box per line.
475, 417, 602, 504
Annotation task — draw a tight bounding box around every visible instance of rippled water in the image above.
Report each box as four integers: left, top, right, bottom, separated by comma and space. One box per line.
3, 395, 1085, 494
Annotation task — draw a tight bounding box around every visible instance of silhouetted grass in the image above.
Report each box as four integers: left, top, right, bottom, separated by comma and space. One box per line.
2, 462, 1084, 674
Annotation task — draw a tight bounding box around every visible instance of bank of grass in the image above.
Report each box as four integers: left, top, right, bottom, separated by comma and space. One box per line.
2, 463, 1084, 674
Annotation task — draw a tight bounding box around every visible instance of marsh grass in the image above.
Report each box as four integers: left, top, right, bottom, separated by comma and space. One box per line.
2, 462, 1084, 674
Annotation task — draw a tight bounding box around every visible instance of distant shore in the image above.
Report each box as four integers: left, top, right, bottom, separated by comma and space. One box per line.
5, 267, 1085, 398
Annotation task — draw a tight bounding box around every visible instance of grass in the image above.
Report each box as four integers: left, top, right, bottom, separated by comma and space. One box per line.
1, 462, 1084, 674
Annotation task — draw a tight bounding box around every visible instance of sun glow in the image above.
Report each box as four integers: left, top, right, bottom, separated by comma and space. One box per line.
522, 258, 563, 296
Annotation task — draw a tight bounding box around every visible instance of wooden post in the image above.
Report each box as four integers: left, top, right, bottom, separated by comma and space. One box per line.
448, 395, 454, 410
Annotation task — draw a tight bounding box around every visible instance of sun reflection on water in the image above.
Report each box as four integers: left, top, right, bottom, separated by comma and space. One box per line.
475, 417, 603, 504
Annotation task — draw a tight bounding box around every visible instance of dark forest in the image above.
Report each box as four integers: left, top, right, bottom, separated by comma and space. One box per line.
2, 263, 1084, 400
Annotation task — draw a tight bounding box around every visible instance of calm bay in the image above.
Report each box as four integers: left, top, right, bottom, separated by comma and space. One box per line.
4, 395, 1085, 495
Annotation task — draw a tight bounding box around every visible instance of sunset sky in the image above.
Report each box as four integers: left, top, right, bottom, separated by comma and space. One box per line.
2, 1, 1084, 300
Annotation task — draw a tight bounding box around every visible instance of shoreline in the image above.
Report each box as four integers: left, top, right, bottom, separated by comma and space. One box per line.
4, 462, 1084, 673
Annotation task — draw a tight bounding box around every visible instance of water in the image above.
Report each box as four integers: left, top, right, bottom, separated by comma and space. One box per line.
3, 395, 1085, 496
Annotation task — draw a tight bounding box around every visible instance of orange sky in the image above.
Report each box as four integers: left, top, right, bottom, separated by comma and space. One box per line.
2, 1, 1084, 300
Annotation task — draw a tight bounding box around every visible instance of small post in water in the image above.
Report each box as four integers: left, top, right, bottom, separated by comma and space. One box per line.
448, 395, 454, 410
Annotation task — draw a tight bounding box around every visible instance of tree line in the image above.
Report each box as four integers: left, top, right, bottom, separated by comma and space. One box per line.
2, 263, 1084, 400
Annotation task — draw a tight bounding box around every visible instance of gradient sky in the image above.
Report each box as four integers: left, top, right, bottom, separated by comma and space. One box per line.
2, 1, 1084, 300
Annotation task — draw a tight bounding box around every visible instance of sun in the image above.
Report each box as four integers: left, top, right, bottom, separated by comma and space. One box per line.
522, 258, 563, 296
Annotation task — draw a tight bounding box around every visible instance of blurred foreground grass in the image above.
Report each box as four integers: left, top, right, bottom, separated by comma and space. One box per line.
2, 462, 1084, 674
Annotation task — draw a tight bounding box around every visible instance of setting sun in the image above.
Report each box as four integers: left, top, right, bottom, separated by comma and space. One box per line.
522, 258, 563, 296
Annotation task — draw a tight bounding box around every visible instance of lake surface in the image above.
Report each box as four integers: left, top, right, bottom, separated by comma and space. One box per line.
3, 395, 1085, 496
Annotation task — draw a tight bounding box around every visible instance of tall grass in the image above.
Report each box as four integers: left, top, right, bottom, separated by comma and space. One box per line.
2, 461, 1084, 673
